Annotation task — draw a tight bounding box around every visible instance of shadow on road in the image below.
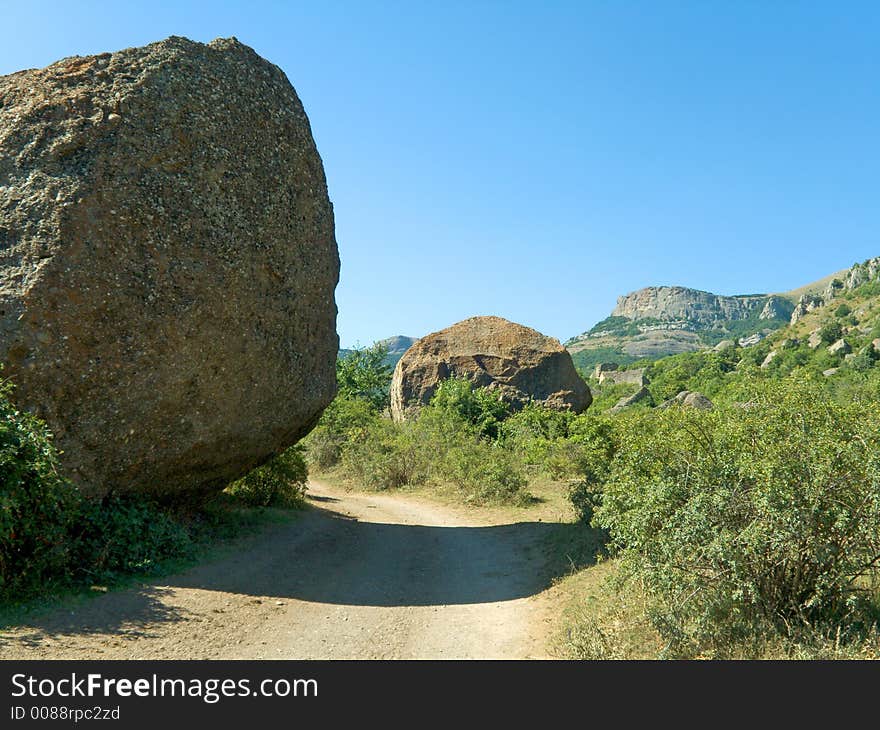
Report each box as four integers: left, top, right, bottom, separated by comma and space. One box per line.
0, 502, 604, 643
161, 506, 602, 607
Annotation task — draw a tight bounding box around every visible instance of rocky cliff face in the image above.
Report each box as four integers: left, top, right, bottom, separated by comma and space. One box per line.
790, 257, 880, 324
567, 259, 880, 371
0, 37, 339, 499
611, 287, 768, 326
568, 286, 793, 368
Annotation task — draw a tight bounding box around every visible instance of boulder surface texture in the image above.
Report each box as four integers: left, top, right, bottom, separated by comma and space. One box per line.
0, 36, 339, 498
390, 316, 591, 421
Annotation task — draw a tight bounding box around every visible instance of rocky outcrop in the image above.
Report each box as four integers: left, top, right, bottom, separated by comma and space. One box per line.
713, 340, 735, 351
808, 329, 823, 349
611, 287, 769, 325
598, 368, 647, 386
0, 37, 339, 498
390, 316, 590, 421
790, 294, 825, 325
828, 339, 851, 356
761, 351, 778, 369
789, 258, 880, 326
738, 333, 765, 347
609, 387, 651, 414
593, 362, 618, 379
759, 296, 793, 321
659, 390, 714, 410
846, 257, 880, 290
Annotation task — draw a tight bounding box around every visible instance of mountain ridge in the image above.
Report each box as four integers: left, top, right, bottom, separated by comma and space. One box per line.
566, 259, 878, 371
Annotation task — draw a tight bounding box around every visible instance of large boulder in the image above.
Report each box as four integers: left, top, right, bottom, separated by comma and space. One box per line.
390, 316, 590, 421
0, 37, 339, 498
598, 367, 647, 386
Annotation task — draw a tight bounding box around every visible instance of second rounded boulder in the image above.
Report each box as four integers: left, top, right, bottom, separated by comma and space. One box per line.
390, 316, 591, 421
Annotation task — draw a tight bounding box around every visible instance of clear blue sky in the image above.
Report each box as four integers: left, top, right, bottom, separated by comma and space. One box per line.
2, 2, 878, 348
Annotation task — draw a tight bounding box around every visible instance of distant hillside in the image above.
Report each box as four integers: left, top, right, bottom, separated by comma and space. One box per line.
565, 261, 876, 373
339, 335, 418, 369
566, 287, 792, 371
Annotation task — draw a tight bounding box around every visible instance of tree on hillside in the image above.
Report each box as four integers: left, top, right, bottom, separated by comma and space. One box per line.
336, 344, 393, 411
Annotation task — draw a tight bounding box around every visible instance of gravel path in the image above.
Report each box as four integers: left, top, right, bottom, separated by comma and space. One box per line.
0, 481, 558, 659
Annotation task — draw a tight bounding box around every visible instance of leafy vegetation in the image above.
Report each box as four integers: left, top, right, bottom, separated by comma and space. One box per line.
0, 376, 309, 605
569, 346, 639, 374
304, 348, 532, 504
336, 342, 393, 411
223, 445, 309, 507
592, 380, 880, 658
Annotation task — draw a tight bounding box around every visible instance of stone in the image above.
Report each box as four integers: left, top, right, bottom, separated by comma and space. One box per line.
609, 387, 650, 414
593, 362, 618, 379
738, 333, 764, 347
713, 340, 735, 352
845, 257, 880, 290
760, 351, 778, 369
778, 338, 799, 350
790, 294, 824, 325
612, 287, 771, 326
759, 296, 793, 320
823, 368, 839, 377
390, 316, 590, 421
827, 339, 851, 356
808, 330, 823, 349
872, 338, 880, 354
0, 37, 339, 498
598, 367, 647, 387
659, 390, 713, 410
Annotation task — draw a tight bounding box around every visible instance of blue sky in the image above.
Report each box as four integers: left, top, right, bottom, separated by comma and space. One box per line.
2, 2, 878, 347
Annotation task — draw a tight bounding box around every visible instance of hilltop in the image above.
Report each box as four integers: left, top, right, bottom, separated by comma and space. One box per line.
565, 261, 871, 372
340, 335, 418, 368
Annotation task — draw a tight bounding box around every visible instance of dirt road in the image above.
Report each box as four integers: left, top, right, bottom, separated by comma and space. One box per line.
0, 481, 561, 659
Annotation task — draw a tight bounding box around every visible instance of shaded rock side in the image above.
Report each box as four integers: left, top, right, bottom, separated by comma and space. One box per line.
608, 387, 651, 414
0, 37, 340, 497
598, 367, 647, 386
390, 316, 590, 421
659, 390, 714, 410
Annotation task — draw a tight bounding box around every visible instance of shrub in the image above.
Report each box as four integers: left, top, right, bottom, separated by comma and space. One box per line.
336, 344, 393, 411
819, 321, 843, 345
224, 445, 309, 507
595, 379, 880, 657
848, 352, 876, 373
429, 377, 510, 439
302, 394, 382, 469
341, 418, 430, 490
442, 439, 528, 504
0, 381, 79, 598
835, 303, 852, 318
71, 496, 193, 582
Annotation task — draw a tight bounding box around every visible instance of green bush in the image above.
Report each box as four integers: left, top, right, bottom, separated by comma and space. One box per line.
595, 379, 880, 657
302, 394, 382, 469
443, 439, 528, 504
429, 377, 510, 439
0, 381, 79, 598
819, 321, 843, 345
337, 386, 530, 504
336, 344, 393, 411
835, 303, 852, 318
341, 418, 429, 490
224, 445, 309, 507
72, 496, 193, 583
